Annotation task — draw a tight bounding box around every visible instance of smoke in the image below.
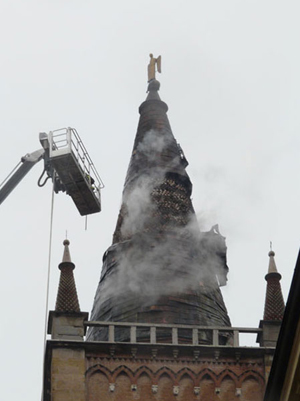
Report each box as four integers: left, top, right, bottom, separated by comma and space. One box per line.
86, 127, 233, 339
120, 175, 156, 240
120, 129, 179, 240
96, 130, 228, 301
135, 128, 168, 162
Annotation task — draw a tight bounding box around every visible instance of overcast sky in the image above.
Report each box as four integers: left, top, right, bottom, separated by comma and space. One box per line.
1, 1, 300, 399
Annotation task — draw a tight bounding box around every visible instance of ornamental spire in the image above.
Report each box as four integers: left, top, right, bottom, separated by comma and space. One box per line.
263, 248, 285, 321
55, 239, 80, 313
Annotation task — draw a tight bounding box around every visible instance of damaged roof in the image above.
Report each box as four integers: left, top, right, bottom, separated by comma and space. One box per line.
88, 79, 230, 341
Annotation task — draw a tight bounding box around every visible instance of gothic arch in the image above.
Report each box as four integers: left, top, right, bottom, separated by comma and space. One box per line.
135, 365, 155, 382
238, 370, 265, 387
155, 366, 176, 383
239, 372, 265, 401
198, 371, 217, 400
85, 364, 111, 382
86, 365, 111, 401
217, 370, 239, 387
177, 367, 196, 385
112, 365, 135, 383
198, 368, 217, 384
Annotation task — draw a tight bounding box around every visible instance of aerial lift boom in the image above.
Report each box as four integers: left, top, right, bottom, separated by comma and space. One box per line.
0, 148, 45, 205
0, 128, 103, 215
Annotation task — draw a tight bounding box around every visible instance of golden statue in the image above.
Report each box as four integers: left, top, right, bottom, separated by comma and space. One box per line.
148, 54, 161, 82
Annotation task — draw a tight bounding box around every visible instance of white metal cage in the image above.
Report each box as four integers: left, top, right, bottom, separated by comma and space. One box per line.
49, 127, 104, 215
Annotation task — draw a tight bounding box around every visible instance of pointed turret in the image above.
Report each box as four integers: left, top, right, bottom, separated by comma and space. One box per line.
48, 239, 88, 340
88, 58, 231, 342
258, 248, 285, 347
55, 239, 80, 313
263, 250, 285, 321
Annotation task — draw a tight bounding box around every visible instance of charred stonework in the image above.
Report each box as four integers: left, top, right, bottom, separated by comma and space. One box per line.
88, 86, 231, 342
199, 225, 229, 287
89, 224, 231, 342
113, 172, 193, 244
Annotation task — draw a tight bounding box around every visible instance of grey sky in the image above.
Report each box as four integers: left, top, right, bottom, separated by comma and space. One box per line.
1, 1, 300, 399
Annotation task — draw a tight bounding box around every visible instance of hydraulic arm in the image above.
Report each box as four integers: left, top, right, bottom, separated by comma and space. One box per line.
0, 148, 44, 205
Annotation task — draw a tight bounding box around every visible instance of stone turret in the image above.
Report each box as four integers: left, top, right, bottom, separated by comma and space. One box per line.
263, 250, 285, 321
258, 248, 285, 347
88, 77, 231, 342
48, 239, 88, 340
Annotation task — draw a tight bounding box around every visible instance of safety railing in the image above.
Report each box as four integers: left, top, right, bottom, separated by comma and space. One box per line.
49, 127, 104, 201
85, 321, 262, 347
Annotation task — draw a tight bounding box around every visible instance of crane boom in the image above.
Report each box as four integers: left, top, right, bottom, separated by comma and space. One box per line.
0, 128, 103, 215
0, 148, 44, 205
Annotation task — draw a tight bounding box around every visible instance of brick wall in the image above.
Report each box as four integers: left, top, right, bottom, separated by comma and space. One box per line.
46, 341, 269, 401
85, 346, 266, 401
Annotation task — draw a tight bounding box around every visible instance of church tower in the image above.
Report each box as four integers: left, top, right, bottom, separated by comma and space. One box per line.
44, 59, 280, 401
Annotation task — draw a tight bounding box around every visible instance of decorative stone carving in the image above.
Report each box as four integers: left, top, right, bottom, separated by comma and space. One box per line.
173, 385, 179, 395
194, 386, 200, 395
109, 383, 115, 392
236, 388, 242, 396
131, 384, 137, 391
152, 385, 158, 394
215, 387, 221, 394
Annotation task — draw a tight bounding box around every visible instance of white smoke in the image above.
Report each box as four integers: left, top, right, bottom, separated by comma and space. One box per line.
120, 129, 177, 239
95, 129, 228, 303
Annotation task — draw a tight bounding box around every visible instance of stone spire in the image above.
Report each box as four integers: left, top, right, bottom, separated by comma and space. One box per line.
88, 70, 231, 342
55, 239, 80, 313
48, 239, 88, 341
263, 249, 285, 321
258, 248, 285, 347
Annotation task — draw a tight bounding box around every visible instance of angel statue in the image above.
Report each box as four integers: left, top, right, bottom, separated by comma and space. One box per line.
148, 54, 161, 82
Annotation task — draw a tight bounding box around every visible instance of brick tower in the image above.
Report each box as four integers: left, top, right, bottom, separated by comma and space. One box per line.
44, 62, 281, 401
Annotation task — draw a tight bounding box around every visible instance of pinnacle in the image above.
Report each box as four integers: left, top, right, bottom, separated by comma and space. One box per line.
263, 248, 285, 321
55, 239, 80, 313
61, 238, 72, 264
267, 249, 278, 275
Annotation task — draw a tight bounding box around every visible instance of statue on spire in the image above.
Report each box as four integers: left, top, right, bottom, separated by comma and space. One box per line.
148, 53, 161, 82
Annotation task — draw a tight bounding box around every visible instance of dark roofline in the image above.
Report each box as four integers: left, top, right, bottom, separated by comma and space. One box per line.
264, 249, 300, 401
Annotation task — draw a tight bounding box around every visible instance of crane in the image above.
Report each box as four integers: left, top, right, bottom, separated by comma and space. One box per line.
0, 128, 104, 216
